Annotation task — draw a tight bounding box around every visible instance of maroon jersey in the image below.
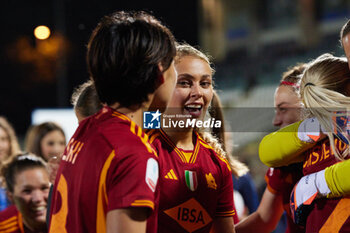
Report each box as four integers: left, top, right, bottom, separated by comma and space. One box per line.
302, 138, 350, 233
148, 129, 237, 233
0, 205, 36, 233
265, 165, 304, 233
49, 106, 159, 233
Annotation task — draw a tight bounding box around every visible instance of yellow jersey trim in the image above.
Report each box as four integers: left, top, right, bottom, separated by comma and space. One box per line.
216, 210, 235, 217
131, 200, 155, 210
0, 216, 17, 227
96, 150, 116, 233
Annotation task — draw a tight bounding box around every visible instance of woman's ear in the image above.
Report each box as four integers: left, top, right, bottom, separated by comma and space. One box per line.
157, 63, 165, 85
7, 191, 13, 203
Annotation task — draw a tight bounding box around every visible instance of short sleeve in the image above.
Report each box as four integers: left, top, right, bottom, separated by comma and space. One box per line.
216, 165, 236, 219
106, 149, 159, 212
265, 168, 283, 194
265, 165, 302, 195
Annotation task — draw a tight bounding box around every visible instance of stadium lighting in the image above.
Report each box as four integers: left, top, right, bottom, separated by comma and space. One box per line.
34, 25, 51, 40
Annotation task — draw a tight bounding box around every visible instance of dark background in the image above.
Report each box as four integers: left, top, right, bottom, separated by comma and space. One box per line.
1, 0, 199, 135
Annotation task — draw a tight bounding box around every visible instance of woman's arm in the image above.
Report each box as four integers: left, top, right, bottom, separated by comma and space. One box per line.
106, 208, 149, 233
259, 121, 314, 167
211, 216, 236, 233
325, 160, 350, 197
235, 188, 284, 233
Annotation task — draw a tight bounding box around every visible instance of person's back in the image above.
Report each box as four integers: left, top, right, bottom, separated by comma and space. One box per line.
300, 137, 350, 232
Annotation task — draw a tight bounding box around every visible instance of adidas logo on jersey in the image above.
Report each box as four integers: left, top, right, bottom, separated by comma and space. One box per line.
164, 169, 178, 180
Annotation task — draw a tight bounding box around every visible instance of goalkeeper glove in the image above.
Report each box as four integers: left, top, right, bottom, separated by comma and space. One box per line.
290, 169, 330, 226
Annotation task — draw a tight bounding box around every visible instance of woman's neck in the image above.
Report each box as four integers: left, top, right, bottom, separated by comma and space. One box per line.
109, 94, 154, 127
109, 104, 144, 126
23, 219, 46, 233
163, 128, 195, 150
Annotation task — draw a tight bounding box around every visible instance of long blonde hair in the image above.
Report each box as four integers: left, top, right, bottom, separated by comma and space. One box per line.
175, 43, 215, 75
300, 53, 350, 160
0, 117, 21, 160
175, 43, 248, 176
199, 92, 248, 177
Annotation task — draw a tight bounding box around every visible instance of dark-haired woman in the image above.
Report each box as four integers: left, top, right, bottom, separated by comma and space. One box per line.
0, 154, 49, 233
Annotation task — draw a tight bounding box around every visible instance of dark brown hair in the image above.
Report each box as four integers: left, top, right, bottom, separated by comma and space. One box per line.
87, 11, 176, 107
2, 153, 46, 192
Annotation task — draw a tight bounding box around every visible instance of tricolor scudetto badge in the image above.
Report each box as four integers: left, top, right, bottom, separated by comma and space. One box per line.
185, 170, 197, 191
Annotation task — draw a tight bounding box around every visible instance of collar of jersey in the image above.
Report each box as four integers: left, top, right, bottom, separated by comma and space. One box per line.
110, 108, 132, 122
158, 129, 200, 164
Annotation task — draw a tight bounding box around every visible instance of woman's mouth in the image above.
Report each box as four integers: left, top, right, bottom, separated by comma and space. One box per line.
184, 104, 203, 118
30, 205, 46, 216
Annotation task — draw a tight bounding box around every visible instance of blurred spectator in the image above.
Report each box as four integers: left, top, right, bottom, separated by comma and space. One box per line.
232, 173, 259, 217
0, 117, 21, 211
25, 122, 66, 162
0, 153, 49, 233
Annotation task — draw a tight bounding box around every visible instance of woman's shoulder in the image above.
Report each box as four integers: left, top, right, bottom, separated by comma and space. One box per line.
0, 205, 19, 225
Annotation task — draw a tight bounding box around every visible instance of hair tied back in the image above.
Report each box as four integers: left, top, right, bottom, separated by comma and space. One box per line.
304, 82, 315, 88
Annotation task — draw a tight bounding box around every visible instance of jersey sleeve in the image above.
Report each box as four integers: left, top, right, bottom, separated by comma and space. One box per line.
216, 164, 236, 219
106, 149, 159, 212
265, 168, 283, 194
325, 160, 350, 198
259, 121, 311, 167
265, 166, 301, 195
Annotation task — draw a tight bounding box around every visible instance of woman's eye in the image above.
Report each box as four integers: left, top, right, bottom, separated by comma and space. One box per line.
201, 82, 212, 88
42, 186, 50, 191
178, 81, 191, 87
280, 108, 287, 113
22, 189, 31, 194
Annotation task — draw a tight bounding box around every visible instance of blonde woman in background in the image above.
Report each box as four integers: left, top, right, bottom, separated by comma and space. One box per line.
261, 54, 350, 232
0, 116, 21, 211
0, 117, 20, 162
236, 64, 306, 233
259, 20, 350, 216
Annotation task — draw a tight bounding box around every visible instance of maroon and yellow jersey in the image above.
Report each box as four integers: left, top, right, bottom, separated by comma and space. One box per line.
48, 106, 159, 233
302, 138, 350, 233
265, 165, 304, 233
0, 205, 36, 233
147, 129, 237, 233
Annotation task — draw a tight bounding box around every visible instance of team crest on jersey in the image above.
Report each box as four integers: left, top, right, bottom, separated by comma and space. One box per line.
143, 110, 161, 129
185, 170, 197, 191
205, 173, 217, 190
164, 198, 212, 232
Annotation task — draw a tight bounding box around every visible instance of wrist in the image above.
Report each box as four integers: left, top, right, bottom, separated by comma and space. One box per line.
315, 169, 331, 197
